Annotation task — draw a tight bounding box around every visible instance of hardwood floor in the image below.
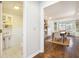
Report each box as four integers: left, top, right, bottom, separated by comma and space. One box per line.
34, 36, 79, 58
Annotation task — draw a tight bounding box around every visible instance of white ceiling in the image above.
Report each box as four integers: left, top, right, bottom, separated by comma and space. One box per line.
44, 1, 79, 20
2, 1, 23, 16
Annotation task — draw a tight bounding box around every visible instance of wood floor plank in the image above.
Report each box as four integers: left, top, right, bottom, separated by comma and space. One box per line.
34, 36, 79, 58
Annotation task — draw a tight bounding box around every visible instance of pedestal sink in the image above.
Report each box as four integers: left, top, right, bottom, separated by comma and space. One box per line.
3, 33, 11, 50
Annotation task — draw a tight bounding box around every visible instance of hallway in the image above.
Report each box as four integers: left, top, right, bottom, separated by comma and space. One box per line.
0, 1, 79, 58
34, 36, 79, 58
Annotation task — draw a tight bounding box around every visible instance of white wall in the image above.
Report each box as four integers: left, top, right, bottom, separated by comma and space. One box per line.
23, 2, 41, 57
23, 1, 59, 57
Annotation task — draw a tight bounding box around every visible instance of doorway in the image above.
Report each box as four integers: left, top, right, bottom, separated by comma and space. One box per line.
1, 1, 23, 57
42, 1, 79, 58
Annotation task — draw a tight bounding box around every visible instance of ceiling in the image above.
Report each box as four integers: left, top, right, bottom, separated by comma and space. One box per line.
2, 1, 23, 17
44, 1, 79, 20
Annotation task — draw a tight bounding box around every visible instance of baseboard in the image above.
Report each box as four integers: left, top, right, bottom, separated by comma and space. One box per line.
40, 49, 44, 53
27, 50, 41, 58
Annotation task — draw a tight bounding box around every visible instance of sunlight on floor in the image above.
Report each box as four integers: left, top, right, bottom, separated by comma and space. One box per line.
67, 37, 73, 47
